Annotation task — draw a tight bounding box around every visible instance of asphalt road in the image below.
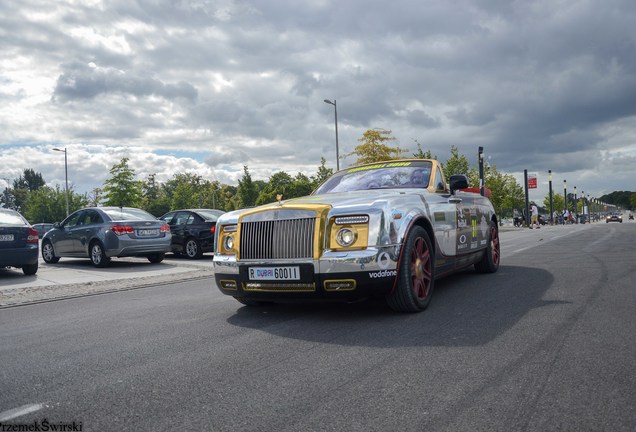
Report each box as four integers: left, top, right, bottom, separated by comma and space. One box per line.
1, 223, 635, 431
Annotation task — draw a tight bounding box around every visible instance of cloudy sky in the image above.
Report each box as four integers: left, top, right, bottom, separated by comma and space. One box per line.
1, 0, 635, 203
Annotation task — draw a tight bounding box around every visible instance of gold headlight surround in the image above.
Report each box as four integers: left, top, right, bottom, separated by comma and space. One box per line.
328, 215, 369, 251
218, 224, 238, 255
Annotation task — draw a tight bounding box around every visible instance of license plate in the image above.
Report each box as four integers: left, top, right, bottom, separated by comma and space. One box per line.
249, 266, 300, 281
137, 229, 158, 237
0, 234, 14, 241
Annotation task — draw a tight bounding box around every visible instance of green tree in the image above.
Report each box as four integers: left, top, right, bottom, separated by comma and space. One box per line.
237, 166, 258, 208
22, 185, 88, 223
288, 173, 313, 199
345, 129, 406, 165
1, 186, 17, 210
443, 145, 471, 183
256, 172, 294, 205
311, 158, 333, 190
13, 169, 46, 191
543, 193, 565, 215
630, 192, 636, 210
468, 165, 523, 218
170, 173, 204, 209
101, 158, 142, 207
412, 140, 437, 160
140, 174, 170, 216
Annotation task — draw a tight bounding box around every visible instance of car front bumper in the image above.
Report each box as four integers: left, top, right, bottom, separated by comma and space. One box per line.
213, 246, 400, 301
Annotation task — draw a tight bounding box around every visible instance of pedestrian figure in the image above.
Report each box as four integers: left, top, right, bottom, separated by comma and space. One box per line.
563, 209, 569, 225
530, 202, 540, 229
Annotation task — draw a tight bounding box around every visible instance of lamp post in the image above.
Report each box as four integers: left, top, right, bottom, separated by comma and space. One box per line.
548, 170, 554, 225
323, 99, 340, 171
563, 180, 567, 224
574, 186, 577, 224
53, 147, 69, 216
581, 190, 585, 223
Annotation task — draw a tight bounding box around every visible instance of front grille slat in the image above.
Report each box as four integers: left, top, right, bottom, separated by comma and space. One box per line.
240, 217, 315, 260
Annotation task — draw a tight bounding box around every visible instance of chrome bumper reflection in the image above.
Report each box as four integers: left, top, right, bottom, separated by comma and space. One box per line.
213, 245, 399, 275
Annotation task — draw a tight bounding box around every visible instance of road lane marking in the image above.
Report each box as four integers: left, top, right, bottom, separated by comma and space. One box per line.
0, 403, 45, 421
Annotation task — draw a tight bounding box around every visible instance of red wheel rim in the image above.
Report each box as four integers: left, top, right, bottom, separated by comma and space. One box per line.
410, 237, 432, 300
491, 225, 500, 265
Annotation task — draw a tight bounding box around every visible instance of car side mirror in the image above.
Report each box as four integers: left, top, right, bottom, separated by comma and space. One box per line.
449, 175, 469, 194
53, 222, 61, 228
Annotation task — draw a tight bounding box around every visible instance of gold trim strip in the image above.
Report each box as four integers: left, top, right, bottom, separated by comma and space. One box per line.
323, 279, 357, 292
242, 282, 316, 293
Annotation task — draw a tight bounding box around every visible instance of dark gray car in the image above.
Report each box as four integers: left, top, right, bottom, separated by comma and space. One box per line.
41, 207, 172, 267
0, 208, 39, 275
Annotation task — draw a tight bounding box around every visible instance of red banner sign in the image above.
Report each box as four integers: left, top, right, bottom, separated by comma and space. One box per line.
528, 174, 537, 189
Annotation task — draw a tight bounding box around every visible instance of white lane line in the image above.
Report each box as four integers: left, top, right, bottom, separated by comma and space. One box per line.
0, 403, 45, 421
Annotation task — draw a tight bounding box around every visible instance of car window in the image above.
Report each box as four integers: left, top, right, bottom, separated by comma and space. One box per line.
160, 212, 175, 225
63, 211, 84, 228
186, 214, 198, 225
197, 210, 225, 221
0, 210, 27, 225
314, 161, 433, 194
434, 169, 446, 192
81, 210, 103, 225
102, 207, 156, 221
174, 212, 191, 225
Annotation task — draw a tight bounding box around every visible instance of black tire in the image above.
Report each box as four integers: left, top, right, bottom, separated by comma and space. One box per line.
90, 241, 111, 268
475, 221, 500, 274
148, 253, 165, 264
41, 240, 60, 264
22, 262, 38, 276
386, 225, 434, 313
185, 238, 202, 259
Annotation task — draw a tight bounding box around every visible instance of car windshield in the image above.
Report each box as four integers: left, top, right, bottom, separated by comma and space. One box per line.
196, 209, 225, 221
0, 210, 27, 225
102, 207, 157, 221
313, 161, 433, 194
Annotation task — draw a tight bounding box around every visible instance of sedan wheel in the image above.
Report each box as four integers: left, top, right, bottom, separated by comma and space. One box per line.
387, 226, 434, 313
148, 253, 165, 264
41, 241, 60, 264
90, 241, 111, 268
475, 221, 500, 273
22, 262, 38, 276
185, 238, 203, 259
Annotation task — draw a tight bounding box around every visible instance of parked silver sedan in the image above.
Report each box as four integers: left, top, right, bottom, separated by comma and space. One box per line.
41, 207, 172, 267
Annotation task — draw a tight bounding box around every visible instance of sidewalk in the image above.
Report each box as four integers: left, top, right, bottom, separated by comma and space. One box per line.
0, 256, 214, 308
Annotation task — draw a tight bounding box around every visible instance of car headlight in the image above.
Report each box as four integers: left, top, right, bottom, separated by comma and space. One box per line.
223, 234, 234, 251
329, 215, 369, 250
218, 224, 237, 254
336, 227, 357, 247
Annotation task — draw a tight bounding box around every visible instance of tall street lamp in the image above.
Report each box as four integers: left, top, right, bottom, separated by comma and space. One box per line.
548, 170, 553, 225
563, 180, 567, 222
53, 147, 69, 216
581, 190, 585, 223
574, 186, 577, 223
323, 99, 340, 171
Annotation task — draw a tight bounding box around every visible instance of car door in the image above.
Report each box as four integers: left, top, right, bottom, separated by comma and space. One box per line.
76, 209, 104, 253
170, 211, 192, 251
54, 211, 84, 255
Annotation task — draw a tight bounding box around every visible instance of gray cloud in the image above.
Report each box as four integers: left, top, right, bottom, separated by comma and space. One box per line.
52, 62, 198, 102
1, 0, 636, 199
